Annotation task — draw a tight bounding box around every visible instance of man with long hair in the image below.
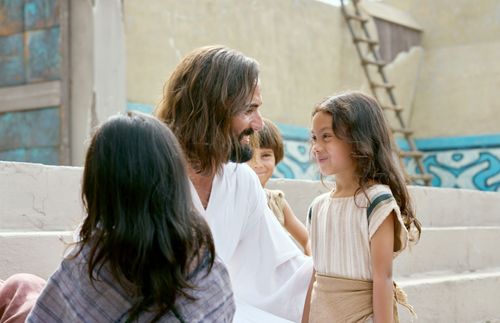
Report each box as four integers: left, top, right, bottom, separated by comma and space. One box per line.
155, 46, 313, 322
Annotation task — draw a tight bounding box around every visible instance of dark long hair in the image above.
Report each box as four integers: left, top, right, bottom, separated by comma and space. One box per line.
313, 92, 421, 242
155, 45, 260, 175
76, 112, 215, 321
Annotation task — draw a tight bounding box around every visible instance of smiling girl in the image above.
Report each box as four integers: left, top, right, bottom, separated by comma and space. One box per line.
302, 92, 418, 323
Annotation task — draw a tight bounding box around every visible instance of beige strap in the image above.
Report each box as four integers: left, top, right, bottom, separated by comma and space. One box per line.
394, 282, 417, 321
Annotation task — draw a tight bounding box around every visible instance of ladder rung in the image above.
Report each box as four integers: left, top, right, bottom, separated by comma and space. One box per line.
353, 37, 378, 46
361, 57, 386, 67
399, 150, 424, 158
370, 81, 394, 89
391, 128, 413, 135
410, 174, 433, 181
344, 13, 369, 23
381, 105, 403, 112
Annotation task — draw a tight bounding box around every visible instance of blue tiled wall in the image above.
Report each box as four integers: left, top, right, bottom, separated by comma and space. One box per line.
0, 0, 61, 165
0, 33, 25, 86
0, 0, 24, 36
26, 26, 60, 82
0, 107, 60, 164
24, 0, 59, 30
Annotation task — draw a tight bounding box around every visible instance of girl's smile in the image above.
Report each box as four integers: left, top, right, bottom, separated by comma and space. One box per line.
311, 111, 353, 176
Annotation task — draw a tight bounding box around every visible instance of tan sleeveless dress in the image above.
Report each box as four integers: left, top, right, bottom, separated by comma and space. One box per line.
306, 184, 415, 322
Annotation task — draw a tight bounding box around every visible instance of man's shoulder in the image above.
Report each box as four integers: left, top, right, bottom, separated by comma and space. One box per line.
221, 163, 263, 195
222, 162, 260, 183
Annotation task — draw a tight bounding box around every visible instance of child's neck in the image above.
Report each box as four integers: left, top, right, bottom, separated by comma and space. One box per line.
332, 172, 360, 198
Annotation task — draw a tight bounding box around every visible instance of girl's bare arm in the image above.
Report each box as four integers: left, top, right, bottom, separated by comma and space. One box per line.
371, 211, 396, 323
282, 199, 312, 256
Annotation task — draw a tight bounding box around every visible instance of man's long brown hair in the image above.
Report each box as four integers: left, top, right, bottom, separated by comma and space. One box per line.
313, 92, 421, 242
155, 45, 259, 174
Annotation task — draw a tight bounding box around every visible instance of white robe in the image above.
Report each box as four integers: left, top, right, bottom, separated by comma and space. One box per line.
190, 163, 313, 322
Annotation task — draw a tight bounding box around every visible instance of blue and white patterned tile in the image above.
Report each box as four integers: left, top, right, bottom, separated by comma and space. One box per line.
405, 149, 500, 192
275, 140, 318, 180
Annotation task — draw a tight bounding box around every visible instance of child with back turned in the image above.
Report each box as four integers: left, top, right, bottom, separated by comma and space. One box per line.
27, 112, 235, 323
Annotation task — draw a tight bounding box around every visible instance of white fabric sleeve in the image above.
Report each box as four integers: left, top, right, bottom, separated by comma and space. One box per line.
227, 169, 313, 322
368, 198, 408, 254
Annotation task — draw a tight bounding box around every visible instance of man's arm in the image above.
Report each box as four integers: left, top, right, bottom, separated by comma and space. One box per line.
230, 165, 313, 322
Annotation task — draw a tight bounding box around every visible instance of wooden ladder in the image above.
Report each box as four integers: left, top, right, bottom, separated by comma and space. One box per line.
339, 0, 432, 185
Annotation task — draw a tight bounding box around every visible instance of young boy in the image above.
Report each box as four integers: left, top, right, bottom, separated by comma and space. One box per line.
248, 118, 311, 256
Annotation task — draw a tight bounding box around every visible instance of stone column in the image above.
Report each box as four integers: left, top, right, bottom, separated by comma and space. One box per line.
70, 0, 126, 166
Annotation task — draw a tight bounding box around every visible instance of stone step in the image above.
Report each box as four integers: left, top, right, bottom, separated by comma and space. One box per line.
0, 231, 74, 280
0, 161, 84, 232
2, 232, 500, 323
408, 186, 500, 227
267, 178, 500, 227
395, 226, 500, 278
2, 162, 500, 232
397, 268, 500, 323
4, 226, 500, 283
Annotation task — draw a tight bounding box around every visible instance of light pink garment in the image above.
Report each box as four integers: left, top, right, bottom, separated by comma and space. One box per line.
0, 274, 46, 323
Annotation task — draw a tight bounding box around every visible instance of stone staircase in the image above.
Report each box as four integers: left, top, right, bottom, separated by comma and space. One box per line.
0, 161, 82, 279
394, 190, 500, 323
268, 179, 500, 323
1, 161, 500, 322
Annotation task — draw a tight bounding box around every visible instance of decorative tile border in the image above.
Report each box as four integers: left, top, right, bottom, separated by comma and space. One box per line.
275, 139, 318, 180
404, 149, 500, 192
274, 123, 317, 180
398, 135, 500, 192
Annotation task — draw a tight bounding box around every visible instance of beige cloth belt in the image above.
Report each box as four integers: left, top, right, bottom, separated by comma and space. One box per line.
309, 274, 416, 323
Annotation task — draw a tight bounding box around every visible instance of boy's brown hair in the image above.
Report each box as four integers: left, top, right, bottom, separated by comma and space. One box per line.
256, 118, 285, 165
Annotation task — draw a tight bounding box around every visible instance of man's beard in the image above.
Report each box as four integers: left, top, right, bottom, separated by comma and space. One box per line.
229, 128, 254, 163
